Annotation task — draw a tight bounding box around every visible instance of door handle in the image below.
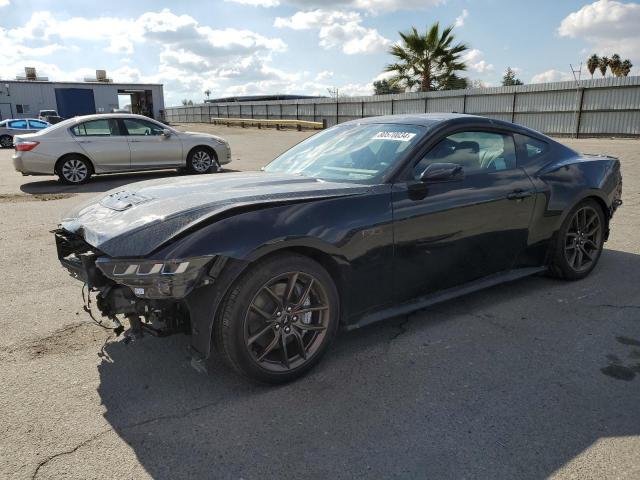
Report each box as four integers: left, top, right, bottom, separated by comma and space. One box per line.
507, 189, 533, 200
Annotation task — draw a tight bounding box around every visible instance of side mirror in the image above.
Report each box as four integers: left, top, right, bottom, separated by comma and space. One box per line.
419, 162, 464, 183
162, 128, 172, 137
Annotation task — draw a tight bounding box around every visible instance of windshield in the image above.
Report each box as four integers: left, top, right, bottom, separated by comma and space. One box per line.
264, 123, 426, 183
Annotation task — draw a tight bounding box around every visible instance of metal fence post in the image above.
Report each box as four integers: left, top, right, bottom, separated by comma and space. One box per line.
296, 103, 299, 120
424, 96, 428, 113
250, 104, 254, 119
391, 98, 394, 115
462, 94, 466, 113
575, 87, 585, 139
208, 104, 212, 123
313, 103, 316, 122
266, 105, 269, 120
361, 101, 365, 118
336, 98, 339, 125
511, 91, 517, 123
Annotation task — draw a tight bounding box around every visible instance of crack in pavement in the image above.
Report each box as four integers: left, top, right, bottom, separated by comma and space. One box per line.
31, 398, 226, 478
389, 316, 411, 342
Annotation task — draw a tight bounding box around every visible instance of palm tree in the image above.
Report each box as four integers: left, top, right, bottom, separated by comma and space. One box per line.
620, 59, 633, 76
587, 54, 599, 78
609, 54, 622, 76
204, 89, 212, 100
385, 22, 469, 92
598, 56, 609, 77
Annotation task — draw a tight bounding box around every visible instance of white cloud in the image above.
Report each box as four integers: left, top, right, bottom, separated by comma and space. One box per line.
317, 70, 334, 81
530, 69, 574, 84
275, 9, 389, 54
462, 49, 494, 73
228, 0, 444, 12
0, 0, 9, 6
558, 0, 640, 58
225, 0, 279, 6
455, 9, 469, 28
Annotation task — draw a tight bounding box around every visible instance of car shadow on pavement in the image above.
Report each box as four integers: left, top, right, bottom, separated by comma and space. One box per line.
94, 249, 640, 479
19, 169, 239, 195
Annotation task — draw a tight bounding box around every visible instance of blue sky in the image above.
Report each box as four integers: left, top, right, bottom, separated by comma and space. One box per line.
1, 0, 638, 105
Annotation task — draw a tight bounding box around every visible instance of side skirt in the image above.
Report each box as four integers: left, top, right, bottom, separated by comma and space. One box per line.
345, 266, 547, 331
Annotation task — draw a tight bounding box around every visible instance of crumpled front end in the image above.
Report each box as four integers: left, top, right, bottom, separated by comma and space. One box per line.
54, 228, 225, 345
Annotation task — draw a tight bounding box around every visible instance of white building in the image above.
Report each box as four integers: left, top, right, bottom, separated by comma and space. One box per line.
0, 69, 164, 121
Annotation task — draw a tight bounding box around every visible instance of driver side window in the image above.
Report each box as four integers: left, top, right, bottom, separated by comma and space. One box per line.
413, 131, 517, 179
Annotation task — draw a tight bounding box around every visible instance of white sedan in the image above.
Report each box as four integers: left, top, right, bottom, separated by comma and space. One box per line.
12, 114, 231, 184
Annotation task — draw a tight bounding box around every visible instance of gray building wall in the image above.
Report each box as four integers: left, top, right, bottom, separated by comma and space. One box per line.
0, 80, 164, 120
165, 76, 640, 137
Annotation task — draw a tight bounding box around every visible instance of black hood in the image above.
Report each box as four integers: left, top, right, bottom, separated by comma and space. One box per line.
60, 172, 369, 257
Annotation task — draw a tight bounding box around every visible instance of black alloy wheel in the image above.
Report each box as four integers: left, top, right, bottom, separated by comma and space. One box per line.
216, 253, 339, 383
550, 199, 605, 280
244, 271, 331, 372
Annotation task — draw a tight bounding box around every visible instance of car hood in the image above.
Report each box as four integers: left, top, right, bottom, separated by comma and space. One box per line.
60, 172, 369, 257
179, 131, 226, 142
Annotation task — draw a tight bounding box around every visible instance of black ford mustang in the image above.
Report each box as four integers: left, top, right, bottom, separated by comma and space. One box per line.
55, 114, 623, 383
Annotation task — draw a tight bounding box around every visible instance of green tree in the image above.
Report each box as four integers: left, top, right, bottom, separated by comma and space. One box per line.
502, 67, 523, 86
620, 59, 633, 76
204, 89, 212, 100
373, 79, 403, 94
587, 54, 599, 78
609, 54, 622, 76
598, 56, 609, 77
384, 22, 469, 92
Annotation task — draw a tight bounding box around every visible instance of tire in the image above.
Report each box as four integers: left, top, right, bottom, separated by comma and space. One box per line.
548, 199, 605, 280
0, 135, 12, 148
216, 253, 339, 384
56, 156, 93, 184
187, 147, 218, 174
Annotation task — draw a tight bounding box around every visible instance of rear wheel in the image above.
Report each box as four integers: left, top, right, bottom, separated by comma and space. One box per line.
187, 147, 218, 174
0, 135, 12, 148
549, 199, 605, 280
57, 156, 92, 184
216, 253, 339, 384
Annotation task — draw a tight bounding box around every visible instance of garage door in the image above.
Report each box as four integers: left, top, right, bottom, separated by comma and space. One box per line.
55, 88, 96, 118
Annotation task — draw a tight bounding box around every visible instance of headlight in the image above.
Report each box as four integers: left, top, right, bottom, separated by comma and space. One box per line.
96, 255, 215, 299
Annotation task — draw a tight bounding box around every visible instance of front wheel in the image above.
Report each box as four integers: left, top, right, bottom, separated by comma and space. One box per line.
187, 147, 218, 174
216, 253, 339, 384
549, 199, 605, 280
0, 135, 12, 148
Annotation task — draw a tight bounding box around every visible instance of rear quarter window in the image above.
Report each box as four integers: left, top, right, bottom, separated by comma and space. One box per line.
515, 133, 549, 166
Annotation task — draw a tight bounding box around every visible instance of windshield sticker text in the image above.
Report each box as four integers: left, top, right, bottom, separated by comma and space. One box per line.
372, 131, 416, 142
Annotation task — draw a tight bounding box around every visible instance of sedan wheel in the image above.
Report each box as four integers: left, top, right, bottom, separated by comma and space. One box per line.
217, 253, 339, 383
58, 157, 91, 184
0, 135, 12, 148
188, 149, 216, 174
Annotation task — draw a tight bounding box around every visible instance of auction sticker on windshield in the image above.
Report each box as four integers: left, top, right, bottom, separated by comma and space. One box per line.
372, 131, 417, 141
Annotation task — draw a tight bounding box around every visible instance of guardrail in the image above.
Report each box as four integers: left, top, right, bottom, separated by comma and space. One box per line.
210, 117, 325, 130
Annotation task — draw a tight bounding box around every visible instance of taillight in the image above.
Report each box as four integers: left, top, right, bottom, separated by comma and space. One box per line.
15, 141, 39, 151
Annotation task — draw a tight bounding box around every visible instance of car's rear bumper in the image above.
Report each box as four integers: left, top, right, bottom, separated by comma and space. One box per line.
13, 151, 56, 175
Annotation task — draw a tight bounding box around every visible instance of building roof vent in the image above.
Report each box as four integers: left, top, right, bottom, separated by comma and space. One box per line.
84, 69, 112, 83
15, 67, 48, 81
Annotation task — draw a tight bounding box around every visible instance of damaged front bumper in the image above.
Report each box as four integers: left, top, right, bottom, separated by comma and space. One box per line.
54, 229, 239, 355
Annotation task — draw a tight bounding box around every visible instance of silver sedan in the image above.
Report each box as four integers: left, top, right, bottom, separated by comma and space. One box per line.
12, 114, 231, 184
